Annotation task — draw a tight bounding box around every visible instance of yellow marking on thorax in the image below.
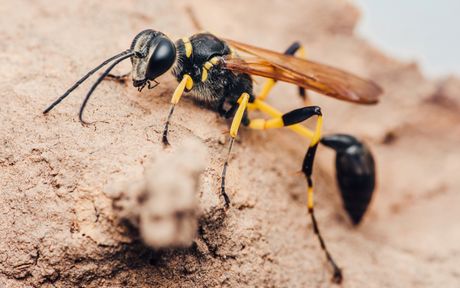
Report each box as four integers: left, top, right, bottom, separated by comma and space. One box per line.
201, 56, 220, 82
204, 62, 213, 70
201, 69, 209, 82
182, 37, 193, 58
210, 57, 220, 65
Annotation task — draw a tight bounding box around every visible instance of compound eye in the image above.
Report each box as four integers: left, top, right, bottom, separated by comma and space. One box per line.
146, 38, 176, 80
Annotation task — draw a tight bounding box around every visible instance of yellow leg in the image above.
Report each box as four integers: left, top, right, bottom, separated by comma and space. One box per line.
257, 79, 276, 101
295, 46, 310, 106
248, 117, 283, 130
249, 99, 315, 140
230, 93, 250, 138
297, 45, 307, 59
257, 42, 309, 104
247, 104, 322, 142
251, 97, 341, 282
304, 114, 322, 210
171, 75, 193, 104
249, 42, 338, 280
300, 112, 342, 284
162, 75, 194, 145
220, 92, 250, 207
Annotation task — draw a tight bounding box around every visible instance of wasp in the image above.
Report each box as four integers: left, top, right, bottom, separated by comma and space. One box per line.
43, 29, 382, 283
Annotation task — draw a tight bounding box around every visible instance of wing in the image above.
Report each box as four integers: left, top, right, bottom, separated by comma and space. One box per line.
222, 38, 383, 104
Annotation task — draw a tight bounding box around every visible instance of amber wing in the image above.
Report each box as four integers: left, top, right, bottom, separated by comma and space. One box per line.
222, 38, 383, 104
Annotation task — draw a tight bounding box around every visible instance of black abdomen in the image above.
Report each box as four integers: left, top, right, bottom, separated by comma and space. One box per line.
335, 144, 375, 225
321, 134, 376, 225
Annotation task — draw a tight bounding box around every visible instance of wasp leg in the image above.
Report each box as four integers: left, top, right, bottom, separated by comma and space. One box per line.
220, 92, 250, 208
162, 74, 194, 145
301, 113, 343, 284
257, 42, 309, 104
253, 98, 374, 225
249, 101, 341, 283
247, 106, 321, 131
248, 99, 315, 140
251, 96, 343, 282
250, 96, 343, 282
283, 42, 308, 103
104, 72, 131, 83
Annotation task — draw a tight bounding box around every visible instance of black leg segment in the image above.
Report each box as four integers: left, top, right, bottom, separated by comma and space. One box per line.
282, 106, 321, 126
302, 141, 343, 284
283, 42, 307, 100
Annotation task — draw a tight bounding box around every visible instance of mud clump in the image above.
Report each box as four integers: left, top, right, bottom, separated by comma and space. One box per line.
107, 139, 208, 249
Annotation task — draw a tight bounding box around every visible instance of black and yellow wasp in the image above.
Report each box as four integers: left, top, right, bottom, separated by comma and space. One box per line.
43, 29, 382, 283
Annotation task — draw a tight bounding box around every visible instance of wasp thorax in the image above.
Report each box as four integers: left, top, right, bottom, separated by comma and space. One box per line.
130, 29, 176, 88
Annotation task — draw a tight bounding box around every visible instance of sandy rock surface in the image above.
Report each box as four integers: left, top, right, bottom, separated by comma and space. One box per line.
1, 0, 459, 287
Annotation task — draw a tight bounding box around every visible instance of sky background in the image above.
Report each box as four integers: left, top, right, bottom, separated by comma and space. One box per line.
354, 0, 459, 77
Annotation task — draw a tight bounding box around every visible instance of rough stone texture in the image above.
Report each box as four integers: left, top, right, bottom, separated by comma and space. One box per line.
1, 0, 459, 287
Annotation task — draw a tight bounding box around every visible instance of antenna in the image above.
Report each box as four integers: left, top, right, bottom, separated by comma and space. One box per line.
78, 51, 135, 124
43, 49, 133, 114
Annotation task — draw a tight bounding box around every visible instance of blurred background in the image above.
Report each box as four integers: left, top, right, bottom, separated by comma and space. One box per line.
355, 0, 460, 76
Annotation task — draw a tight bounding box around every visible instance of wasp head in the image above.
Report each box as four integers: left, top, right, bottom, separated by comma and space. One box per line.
43, 29, 177, 123
130, 30, 176, 91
